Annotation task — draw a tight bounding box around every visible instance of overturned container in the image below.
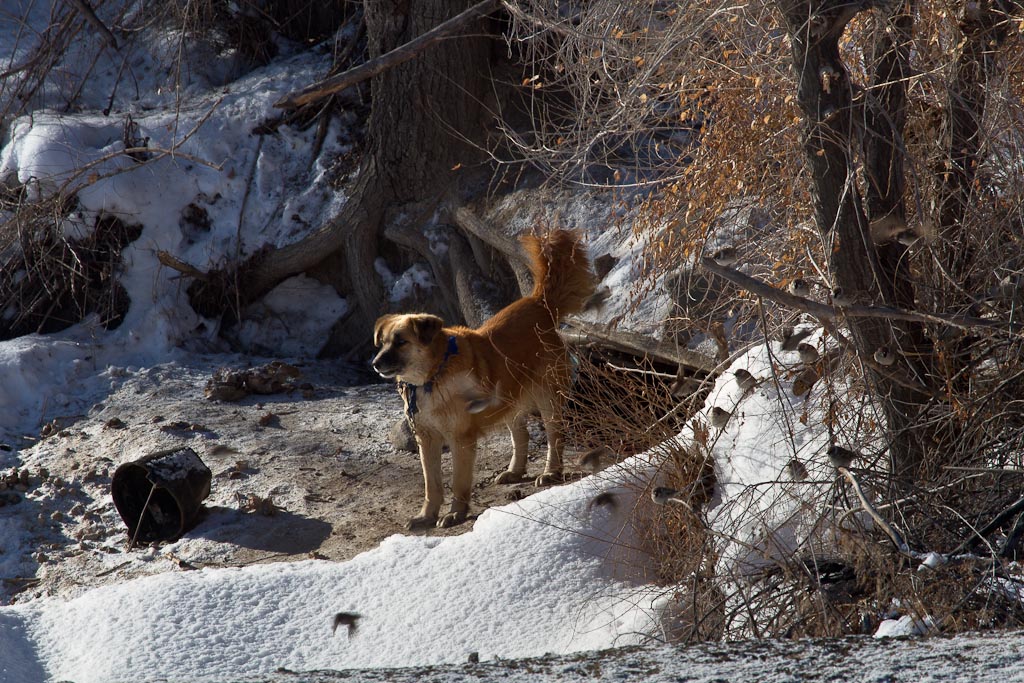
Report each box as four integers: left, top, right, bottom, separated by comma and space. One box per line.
111, 447, 212, 544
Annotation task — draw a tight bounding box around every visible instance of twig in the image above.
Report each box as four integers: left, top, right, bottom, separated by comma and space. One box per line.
95, 561, 132, 577
1000, 511, 1024, 559
235, 135, 263, 323
64, 0, 118, 50
275, 0, 501, 109
127, 482, 156, 551
603, 361, 675, 380
156, 251, 208, 280
952, 493, 1024, 556
840, 466, 911, 555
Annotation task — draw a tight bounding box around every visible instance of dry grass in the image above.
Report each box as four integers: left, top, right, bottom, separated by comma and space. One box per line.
0, 194, 140, 339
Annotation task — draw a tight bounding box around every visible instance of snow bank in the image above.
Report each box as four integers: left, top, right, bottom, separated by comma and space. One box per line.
0, 45, 353, 438
1, 467, 658, 682
685, 327, 882, 578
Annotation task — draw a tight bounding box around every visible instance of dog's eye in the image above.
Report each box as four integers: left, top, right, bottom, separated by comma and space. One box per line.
393, 338, 407, 347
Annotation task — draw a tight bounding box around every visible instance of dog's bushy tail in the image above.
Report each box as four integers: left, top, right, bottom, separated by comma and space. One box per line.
522, 229, 596, 320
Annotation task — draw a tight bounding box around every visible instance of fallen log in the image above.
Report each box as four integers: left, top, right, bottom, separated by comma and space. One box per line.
560, 319, 716, 375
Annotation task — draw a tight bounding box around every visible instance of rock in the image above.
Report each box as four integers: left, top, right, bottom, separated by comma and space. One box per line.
104, 417, 127, 430
390, 418, 417, 453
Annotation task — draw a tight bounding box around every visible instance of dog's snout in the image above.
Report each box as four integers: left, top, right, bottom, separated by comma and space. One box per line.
371, 347, 401, 378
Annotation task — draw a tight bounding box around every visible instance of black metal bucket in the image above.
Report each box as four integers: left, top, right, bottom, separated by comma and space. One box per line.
111, 447, 212, 544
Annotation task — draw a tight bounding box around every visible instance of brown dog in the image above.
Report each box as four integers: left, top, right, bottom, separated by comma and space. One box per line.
372, 229, 596, 529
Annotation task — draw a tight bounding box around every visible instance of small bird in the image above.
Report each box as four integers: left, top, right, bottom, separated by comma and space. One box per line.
797, 342, 820, 364
792, 367, 819, 397
786, 459, 808, 481
582, 286, 612, 312
587, 491, 619, 511
780, 327, 814, 351
577, 445, 613, 474
827, 445, 858, 470
651, 486, 690, 507
831, 287, 852, 307
734, 368, 757, 391
332, 612, 362, 637
996, 275, 1024, 303
896, 230, 919, 247
873, 346, 896, 367
712, 247, 738, 266
709, 406, 732, 429
789, 278, 810, 298
670, 374, 704, 398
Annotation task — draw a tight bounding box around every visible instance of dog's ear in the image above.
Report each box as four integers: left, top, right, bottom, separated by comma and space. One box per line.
410, 314, 444, 345
373, 314, 396, 347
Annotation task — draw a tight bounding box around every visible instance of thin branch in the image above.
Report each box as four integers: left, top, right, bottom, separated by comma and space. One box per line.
156, 251, 208, 281
274, 0, 501, 109
952, 493, 1024, 556
701, 258, 1024, 335
840, 466, 911, 555
64, 0, 117, 50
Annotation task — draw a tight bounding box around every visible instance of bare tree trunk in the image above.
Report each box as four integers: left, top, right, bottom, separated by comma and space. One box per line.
937, 0, 1013, 283
933, 0, 1016, 381
777, 0, 934, 482
188, 0, 495, 352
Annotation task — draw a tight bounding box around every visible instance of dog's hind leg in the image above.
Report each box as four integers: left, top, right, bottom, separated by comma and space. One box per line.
535, 394, 565, 486
495, 411, 529, 484
408, 428, 444, 530
439, 439, 477, 528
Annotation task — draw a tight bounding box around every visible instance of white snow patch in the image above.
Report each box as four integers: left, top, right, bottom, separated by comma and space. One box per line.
2, 465, 657, 682
874, 614, 936, 638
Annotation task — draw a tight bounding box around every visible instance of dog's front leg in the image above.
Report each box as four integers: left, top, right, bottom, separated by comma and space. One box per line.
438, 439, 476, 528
408, 428, 444, 530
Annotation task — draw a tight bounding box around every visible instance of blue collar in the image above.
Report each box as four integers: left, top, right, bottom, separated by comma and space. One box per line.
399, 335, 459, 419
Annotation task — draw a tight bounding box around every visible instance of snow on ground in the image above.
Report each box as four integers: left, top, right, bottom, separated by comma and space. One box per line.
0, 5, 351, 441
698, 328, 881, 577
243, 629, 1024, 683
0, 461, 660, 682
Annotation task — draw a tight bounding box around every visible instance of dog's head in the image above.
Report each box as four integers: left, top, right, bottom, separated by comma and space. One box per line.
371, 313, 444, 383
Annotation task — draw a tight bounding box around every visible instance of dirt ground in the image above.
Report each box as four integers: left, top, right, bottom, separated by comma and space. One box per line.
1, 356, 580, 603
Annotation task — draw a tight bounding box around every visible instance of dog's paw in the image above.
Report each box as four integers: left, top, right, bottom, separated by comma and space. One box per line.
535, 472, 564, 487
406, 515, 438, 531
495, 470, 526, 485
437, 510, 468, 528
